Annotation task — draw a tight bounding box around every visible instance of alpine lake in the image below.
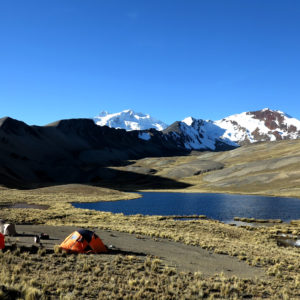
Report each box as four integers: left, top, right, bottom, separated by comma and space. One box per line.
72, 192, 300, 223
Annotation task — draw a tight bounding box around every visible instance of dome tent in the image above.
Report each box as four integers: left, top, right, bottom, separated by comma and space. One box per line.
59, 229, 107, 254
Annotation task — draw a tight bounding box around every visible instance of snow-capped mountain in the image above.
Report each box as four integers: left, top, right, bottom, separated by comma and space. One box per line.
94, 109, 168, 131
93, 108, 300, 151
163, 118, 238, 151
162, 108, 300, 151
215, 108, 300, 145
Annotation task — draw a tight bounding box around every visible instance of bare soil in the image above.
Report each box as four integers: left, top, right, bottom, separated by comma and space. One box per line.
8, 224, 265, 279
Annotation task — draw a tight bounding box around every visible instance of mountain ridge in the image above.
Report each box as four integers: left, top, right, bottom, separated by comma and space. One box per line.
1, 108, 300, 187
94, 108, 300, 150
0, 116, 188, 187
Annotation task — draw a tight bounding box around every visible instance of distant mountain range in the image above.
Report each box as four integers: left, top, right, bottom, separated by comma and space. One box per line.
95, 108, 300, 150
1, 108, 300, 187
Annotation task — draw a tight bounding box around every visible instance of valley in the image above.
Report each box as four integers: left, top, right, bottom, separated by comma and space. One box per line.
109, 138, 300, 199
0, 111, 300, 299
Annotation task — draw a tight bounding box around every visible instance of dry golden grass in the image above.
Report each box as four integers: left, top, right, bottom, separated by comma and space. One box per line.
0, 246, 298, 300
125, 139, 300, 199
0, 184, 299, 299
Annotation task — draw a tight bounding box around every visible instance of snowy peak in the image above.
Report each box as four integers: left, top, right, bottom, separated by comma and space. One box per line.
163, 118, 237, 151
94, 108, 300, 151
215, 108, 300, 144
182, 116, 195, 126
94, 110, 168, 131
163, 108, 300, 151
248, 109, 293, 131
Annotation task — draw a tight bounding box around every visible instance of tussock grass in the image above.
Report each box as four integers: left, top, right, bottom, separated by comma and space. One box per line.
0, 248, 296, 299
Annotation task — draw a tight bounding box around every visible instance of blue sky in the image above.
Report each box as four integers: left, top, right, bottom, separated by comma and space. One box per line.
1, 0, 300, 125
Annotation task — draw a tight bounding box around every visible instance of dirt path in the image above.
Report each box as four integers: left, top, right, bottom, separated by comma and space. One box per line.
8, 225, 265, 279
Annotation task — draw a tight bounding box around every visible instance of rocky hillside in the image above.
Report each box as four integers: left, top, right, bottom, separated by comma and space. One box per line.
0, 117, 187, 187
162, 118, 238, 151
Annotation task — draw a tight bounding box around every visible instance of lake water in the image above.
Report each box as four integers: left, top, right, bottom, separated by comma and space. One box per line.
72, 192, 300, 222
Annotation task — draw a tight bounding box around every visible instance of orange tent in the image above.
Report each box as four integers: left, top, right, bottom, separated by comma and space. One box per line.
0, 233, 4, 250
59, 229, 107, 254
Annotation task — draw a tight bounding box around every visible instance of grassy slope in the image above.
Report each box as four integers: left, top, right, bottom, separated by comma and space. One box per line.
130, 139, 300, 198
